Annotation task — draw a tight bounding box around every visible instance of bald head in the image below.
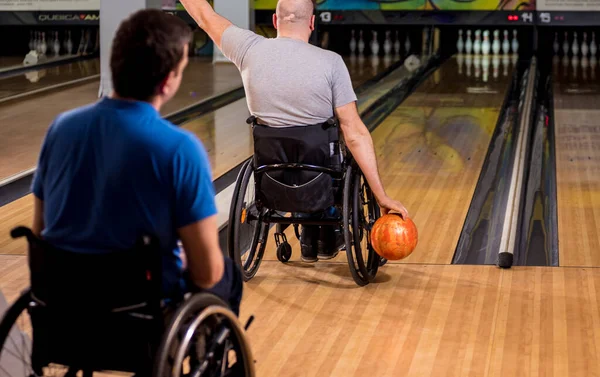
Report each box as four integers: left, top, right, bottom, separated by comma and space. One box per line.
276, 0, 315, 24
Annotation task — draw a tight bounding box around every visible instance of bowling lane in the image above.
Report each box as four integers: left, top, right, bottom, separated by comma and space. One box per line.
374, 55, 517, 264
0, 59, 100, 102
552, 60, 600, 267
0, 56, 28, 71
0, 57, 242, 184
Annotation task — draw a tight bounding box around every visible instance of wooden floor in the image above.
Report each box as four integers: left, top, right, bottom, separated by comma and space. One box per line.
0, 58, 99, 101
0, 57, 242, 183
2, 253, 600, 376
554, 62, 600, 267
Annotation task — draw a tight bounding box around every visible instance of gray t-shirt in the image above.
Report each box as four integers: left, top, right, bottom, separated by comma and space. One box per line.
220, 25, 357, 127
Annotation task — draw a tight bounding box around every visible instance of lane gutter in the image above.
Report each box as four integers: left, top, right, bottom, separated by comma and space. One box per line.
498, 58, 539, 268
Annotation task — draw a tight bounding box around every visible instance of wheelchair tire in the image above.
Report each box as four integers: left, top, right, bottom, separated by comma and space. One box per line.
343, 164, 381, 286
228, 160, 269, 281
154, 293, 255, 377
0, 290, 32, 368
276, 242, 293, 263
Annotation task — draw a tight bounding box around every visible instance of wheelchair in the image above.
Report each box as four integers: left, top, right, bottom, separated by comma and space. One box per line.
0, 227, 255, 377
227, 116, 383, 287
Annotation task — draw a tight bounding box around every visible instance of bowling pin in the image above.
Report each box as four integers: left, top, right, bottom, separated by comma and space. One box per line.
457, 29, 464, 54
492, 30, 501, 55
40, 32, 47, 55
563, 32, 570, 56
77, 31, 85, 55
405, 34, 411, 55
502, 30, 510, 55
53, 31, 60, 56
350, 30, 357, 55
384, 30, 392, 56
67, 31, 73, 55
511, 30, 519, 54
582, 32, 589, 57
394, 31, 401, 56
466, 30, 473, 54
29, 31, 34, 52
474, 30, 481, 55
358, 30, 365, 55
482, 30, 491, 55
553, 32, 559, 55
572, 32, 579, 56
591, 32, 598, 57
371, 30, 380, 56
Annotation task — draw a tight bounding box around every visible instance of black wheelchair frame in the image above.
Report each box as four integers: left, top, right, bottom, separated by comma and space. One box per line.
0, 227, 255, 377
227, 116, 383, 286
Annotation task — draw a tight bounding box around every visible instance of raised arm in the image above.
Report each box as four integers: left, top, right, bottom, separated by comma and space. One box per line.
178, 0, 232, 49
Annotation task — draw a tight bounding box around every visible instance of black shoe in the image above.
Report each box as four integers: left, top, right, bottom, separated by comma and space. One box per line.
300, 226, 318, 263
317, 226, 341, 260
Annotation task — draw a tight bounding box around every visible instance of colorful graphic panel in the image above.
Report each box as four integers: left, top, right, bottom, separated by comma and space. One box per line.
317, 0, 534, 11
255, 0, 278, 10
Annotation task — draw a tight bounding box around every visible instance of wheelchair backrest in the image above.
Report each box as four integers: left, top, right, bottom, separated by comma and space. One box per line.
14, 227, 162, 312
251, 118, 342, 182
249, 118, 343, 213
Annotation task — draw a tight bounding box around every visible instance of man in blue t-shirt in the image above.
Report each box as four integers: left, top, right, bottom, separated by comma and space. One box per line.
31, 9, 242, 314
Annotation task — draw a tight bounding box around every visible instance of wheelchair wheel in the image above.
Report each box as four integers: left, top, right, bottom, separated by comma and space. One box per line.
228, 160, 269, 281
276, 242, 292, 263
154, 293, 255, 377
0, 290, 36, 376
0, 289, 78, 377
343, 164, 382, 286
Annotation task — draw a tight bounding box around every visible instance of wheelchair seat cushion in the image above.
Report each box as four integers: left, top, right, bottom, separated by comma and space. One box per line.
252, 121, 342, 213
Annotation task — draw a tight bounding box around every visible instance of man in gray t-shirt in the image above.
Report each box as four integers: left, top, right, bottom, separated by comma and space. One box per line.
180, 0, 409, 261
220, 25, 357, 127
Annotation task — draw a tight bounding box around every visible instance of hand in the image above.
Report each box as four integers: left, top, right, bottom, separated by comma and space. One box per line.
376, 195, 409, 219
178, 241, 188, 270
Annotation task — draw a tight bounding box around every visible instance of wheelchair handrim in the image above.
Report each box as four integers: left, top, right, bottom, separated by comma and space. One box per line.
172, 305, 255, 377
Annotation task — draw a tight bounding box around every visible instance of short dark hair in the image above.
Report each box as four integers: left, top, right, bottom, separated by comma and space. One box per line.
110, 9, 192, 101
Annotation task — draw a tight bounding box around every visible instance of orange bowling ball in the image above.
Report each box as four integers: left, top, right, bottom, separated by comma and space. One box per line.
371, 214, 418, 260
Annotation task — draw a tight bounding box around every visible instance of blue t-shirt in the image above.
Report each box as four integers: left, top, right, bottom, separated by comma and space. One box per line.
32, 97, 217, 296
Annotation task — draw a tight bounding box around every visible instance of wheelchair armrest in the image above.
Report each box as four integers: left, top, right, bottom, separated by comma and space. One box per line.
10, 226, 34, 241
246, 116, 257, 125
